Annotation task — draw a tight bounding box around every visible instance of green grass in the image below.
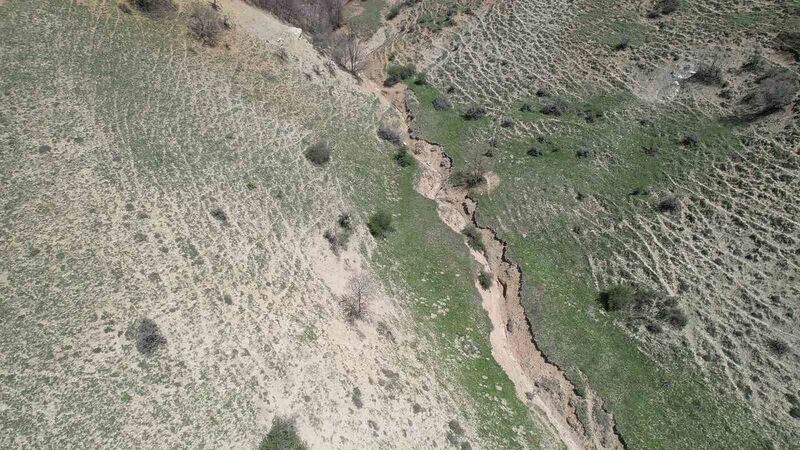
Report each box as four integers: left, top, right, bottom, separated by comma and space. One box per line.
346, 0, 387, 38
334, 133, 550, 447
406, 79, 771, 448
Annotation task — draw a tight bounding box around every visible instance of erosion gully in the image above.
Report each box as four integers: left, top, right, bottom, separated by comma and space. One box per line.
366, 75, 625, 450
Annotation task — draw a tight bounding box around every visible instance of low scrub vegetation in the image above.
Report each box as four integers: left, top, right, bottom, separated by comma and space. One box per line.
324, 213, 353, 253
689, 60, 723, 85
461, 224, 484, 252
394, 147, 415, 167
599, 285, 688, 329
377, 123, 402, 145
134, 318, 166, 355
259, 417, 307, 450
647, 0, 679, 18
540, 98, 568, 116
305, 141, 331, 165
477, 271, 492, 289
384, 63, 417, 86
131, 0, 175, 15
367, 210, 394, 238
463, 105, 486, 120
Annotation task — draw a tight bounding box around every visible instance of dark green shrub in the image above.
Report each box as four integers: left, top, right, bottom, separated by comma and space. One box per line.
305, 141, 331, 165
395, 147, 415, 167
689, 61, 723, 85
338, 213, 353, 230
383, 73, 401, 87
527, 147, 543, 157
463, 106, 486, 120
540, 98, 568, 116
132, 0, 175, 14
211, 207, 228, 222
614, 34, 630, 51
657, 307, 688, 328
386, 4, 402, 19
647, 0, 679, 18
657, 195, 681, 213
478, 271, 492, 289
680, 131, 699, 146
461, 224, 484, 251
600, 284, 635, 311
135, 318, 166, 355
378, 123, 402, 145
450, 170, 484, 188
367, 210, 394, 238
414, 71, 428, 85
259, 417, 307, 450
767, 338, 790, 355
386, 63, 416, 80
433, 97, 452, 111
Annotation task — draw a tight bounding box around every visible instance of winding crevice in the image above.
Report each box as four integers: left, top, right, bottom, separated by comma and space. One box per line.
384, 83, 627, 449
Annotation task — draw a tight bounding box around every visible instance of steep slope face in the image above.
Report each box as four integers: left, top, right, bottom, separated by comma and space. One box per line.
0, 1, 556, 448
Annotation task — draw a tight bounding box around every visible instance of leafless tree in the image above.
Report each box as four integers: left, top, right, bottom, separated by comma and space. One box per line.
250, 0, 344, 36
333, 29, 365, 76
186, 2, 223, 46
341, 275, 372, 322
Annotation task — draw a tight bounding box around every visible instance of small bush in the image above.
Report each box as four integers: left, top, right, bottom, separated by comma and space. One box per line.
657, 195, 681, 213
647, 0, 679, 18
259, 417, 307, 450
367, 210, 394, 238
680, 131, 699, 146
527, 147, 543, 157
433, 97, 452, 111
767, 338, 790, 356
377, 123, 402, 145
575, 147, 593, 158
540, 98, 568, 116
450, 170, 484, 188
477, 271, 492, 289
657, 307, 688, 328
386, 63, 416, 80
135, 318, 166, 355
463, 106, 486, 120
614, 35, 630, 51
132, 0, 175, 14
519, 103, 535, 113
305, 141, 331, 165
600, 285, 635, 311
414, 72, 428, 85
186, 2, 223, 46
395, 147, 415, 167
689, 61, 723, 85
211, 207, 228, 222
500, 117, 514, 128
338, 213, 353, 230
386, 4, 402, 20
383, 73, 401, 87
461, 224, 484, 252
